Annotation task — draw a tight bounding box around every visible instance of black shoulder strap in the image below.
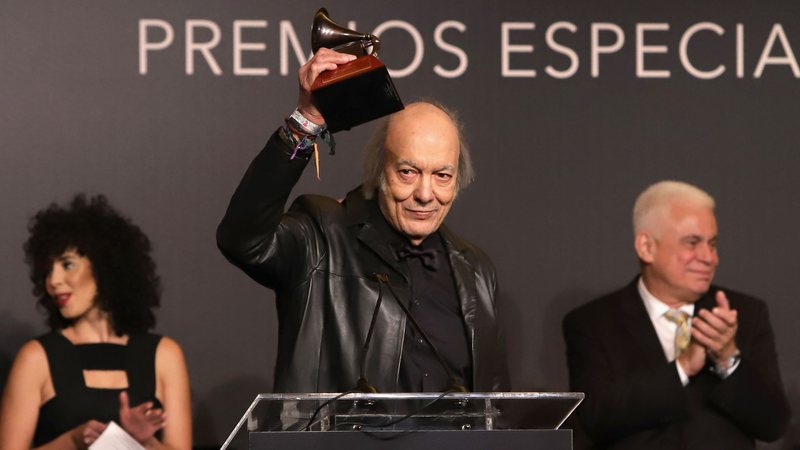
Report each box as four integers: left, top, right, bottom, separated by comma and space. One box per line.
36, 332, 85, 395
125, 333, 162, 404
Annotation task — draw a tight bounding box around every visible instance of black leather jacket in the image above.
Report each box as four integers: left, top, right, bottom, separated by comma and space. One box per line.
217, 131, 509, 392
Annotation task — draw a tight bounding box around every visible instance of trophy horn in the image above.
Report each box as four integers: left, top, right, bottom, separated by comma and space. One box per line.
311, 8, 381, 56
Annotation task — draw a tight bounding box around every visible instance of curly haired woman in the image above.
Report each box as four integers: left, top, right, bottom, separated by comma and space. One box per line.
0, 194, 191, 449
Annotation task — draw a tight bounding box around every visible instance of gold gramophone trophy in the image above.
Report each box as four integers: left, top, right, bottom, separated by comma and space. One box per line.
310, 8, 404, 132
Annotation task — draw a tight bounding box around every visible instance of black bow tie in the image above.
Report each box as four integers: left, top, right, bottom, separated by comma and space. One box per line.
397, 245, 439, 271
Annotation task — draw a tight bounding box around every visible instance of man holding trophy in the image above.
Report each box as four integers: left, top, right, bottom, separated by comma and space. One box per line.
217, 9, 508, 394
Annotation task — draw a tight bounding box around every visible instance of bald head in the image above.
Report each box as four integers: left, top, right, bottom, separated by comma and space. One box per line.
388, 102, 458, 137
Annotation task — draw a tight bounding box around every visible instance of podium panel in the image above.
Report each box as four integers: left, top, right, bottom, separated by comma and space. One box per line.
222, 392, 583, 450
252, 429, 572, 450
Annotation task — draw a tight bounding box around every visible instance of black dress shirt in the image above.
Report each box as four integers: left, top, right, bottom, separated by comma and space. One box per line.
366, 199, 473, 391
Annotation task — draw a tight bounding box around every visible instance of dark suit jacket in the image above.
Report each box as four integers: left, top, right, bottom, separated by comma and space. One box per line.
563, 278, 790, 450
217, 130, 509, 393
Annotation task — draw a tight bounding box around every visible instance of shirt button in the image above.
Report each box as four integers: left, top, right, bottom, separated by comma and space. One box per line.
417, 338, 424, 345
413, 299, 421, 306
424, 373, 429, 377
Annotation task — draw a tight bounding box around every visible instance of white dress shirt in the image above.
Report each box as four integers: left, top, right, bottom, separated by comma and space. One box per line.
637, 277, 739, 385
638, 277, 694, 385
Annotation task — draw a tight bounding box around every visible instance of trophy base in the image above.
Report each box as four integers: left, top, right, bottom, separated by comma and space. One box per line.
311, 55, 404, 133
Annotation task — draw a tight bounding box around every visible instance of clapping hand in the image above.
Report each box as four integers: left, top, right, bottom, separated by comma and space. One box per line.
677, 340, 707, 377
119, 390, 166, 444
691, 290, 739, 367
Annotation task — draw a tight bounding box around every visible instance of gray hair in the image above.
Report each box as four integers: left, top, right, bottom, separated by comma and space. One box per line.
362, 100, 474, 199
633, 180, 715, 236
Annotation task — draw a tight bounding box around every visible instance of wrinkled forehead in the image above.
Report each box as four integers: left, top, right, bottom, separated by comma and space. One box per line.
387, 103, 458, 136
384, 107, 460, 164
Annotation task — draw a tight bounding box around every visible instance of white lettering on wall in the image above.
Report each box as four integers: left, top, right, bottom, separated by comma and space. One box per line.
280, 20, 308, 76
433, 21, 468, 78
139, 19, 174, 75
373, 20, 424, 78
679, 22, 725, 79
754, 24, 800, 78
186, 19, 222, 75
590, 23, 625, 78
636, 23, 670, 78
136, 18, 800, 80
736, 24, 745, 79
545, 21, 579, 79
501, 22, 536, 78
233, 20, 268, 76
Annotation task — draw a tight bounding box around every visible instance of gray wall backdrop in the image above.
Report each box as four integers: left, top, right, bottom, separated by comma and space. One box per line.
2, 0, 799, 447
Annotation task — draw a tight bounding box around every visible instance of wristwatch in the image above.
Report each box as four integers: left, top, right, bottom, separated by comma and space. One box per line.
711, 349, 741, 377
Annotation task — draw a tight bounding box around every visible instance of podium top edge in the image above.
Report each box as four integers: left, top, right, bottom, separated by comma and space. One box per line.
254, 392, 585, 401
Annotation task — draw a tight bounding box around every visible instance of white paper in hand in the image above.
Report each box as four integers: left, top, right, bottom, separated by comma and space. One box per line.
88, 421, 146, 450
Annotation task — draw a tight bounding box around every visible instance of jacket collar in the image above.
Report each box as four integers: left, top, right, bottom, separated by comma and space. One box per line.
343, 186, 407, 279
620, 277, 674, 367
621, 276, 720, 367
342, 185, 374, 227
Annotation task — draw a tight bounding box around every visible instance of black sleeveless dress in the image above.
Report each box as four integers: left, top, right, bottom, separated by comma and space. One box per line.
32, 332, 163, 446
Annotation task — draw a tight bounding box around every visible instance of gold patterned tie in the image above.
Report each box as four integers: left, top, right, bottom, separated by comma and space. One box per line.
664, 309, 691, 358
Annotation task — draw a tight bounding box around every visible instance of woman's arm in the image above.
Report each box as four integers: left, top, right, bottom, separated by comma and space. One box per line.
146, 336, 192, 450
1, 340, 49, 449
0, 340, 105, 450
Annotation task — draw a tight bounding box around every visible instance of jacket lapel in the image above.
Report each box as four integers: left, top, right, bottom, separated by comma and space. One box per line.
619, 279, 671, 367
343, 187, 407, 281
440, 226, 478, 328
355, 224, 407, 280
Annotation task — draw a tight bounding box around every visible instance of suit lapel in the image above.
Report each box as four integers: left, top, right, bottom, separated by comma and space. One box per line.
619, 280, 671, 367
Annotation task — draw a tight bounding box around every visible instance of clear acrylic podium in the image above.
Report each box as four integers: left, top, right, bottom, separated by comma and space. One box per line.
221, 392, 584, 450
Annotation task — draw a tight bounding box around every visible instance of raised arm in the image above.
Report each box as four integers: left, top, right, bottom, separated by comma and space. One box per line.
216, 49, 355, 288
